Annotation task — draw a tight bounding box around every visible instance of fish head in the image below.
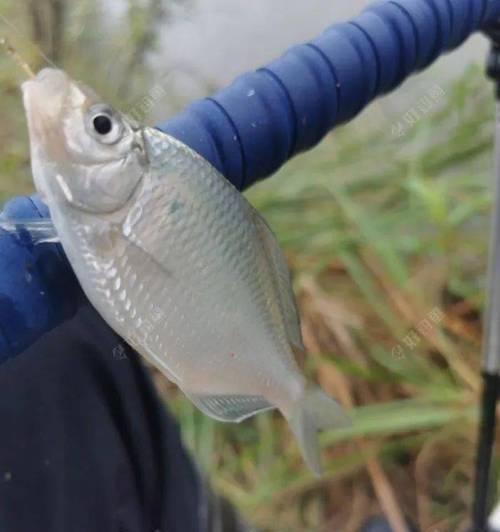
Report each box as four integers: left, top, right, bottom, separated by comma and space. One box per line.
22, 68, 147, 214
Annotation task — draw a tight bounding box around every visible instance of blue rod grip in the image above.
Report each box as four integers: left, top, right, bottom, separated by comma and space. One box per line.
158, 0, 500, 190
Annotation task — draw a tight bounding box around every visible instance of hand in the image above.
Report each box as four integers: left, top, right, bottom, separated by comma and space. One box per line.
0, 195, 81, 362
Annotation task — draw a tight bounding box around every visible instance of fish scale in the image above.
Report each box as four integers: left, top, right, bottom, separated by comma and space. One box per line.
22, 68, 349, 475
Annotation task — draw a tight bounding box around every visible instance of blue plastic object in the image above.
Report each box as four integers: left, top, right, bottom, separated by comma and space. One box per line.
0, 197, 80, 362
159, 0, 500, 190
1, 0, 500, 361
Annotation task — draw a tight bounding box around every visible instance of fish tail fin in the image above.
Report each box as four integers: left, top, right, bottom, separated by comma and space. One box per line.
288, 385, 350, 477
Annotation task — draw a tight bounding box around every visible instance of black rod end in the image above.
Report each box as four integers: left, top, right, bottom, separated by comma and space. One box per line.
472, 373, 500, 532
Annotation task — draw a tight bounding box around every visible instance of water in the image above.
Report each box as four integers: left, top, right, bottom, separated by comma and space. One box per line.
140, 0, 488, 124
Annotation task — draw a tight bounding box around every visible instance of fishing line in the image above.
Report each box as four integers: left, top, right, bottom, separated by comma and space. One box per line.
0, 36, 35, 78
0, 11, 59, 73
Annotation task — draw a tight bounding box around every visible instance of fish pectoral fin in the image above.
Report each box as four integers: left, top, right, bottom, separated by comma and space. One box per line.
122, 234, 173, 278
185, 392, 275, 423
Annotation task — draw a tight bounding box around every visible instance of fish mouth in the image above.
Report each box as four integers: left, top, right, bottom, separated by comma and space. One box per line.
21, 67, 71, 98
21, 68, 73, 143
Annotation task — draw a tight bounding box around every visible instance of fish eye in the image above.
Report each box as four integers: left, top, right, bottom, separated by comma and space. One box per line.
86, 105, 124, 145
93, 114, 112, 135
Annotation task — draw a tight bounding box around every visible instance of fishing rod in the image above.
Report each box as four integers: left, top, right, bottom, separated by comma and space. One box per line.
473, 23, 500, 532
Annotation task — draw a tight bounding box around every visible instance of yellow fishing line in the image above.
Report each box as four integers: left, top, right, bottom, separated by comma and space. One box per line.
0, 37, 35, 78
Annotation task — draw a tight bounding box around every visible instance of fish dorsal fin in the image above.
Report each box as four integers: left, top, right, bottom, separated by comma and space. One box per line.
185, 392, 274, 422
252, 210, 304, 352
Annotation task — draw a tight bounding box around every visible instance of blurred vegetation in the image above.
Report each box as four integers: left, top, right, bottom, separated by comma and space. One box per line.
0, 1, 498, 531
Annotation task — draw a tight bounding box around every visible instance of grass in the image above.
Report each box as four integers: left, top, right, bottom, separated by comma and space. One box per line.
0, 37, 497, 530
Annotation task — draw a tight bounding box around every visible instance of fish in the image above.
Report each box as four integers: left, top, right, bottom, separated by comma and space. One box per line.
21, 68, 349, 475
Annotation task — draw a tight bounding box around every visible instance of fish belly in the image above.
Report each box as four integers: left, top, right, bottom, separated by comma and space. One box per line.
119, 239, 302, 405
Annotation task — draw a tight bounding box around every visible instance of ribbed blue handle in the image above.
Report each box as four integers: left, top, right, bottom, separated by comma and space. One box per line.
159, 0, 500, 190
1, 0, 499, 361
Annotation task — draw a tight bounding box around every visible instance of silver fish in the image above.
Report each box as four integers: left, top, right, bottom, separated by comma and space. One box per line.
21, 68, 348, 475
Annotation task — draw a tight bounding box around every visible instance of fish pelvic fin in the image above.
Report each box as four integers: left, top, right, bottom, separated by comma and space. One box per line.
288, 385, 350, 477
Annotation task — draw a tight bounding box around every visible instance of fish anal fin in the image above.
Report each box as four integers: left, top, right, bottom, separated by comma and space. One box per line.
185, 393, 275, 423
